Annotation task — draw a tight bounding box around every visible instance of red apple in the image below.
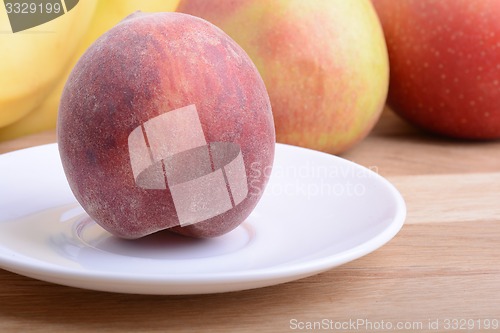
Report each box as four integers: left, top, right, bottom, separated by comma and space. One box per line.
58, 12, 275, 239
178, 0, 389, 154
372, 0, 500, 138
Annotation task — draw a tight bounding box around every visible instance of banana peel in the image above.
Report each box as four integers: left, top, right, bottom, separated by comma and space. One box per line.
0, 0, 97, 128
0, 0, 180, 142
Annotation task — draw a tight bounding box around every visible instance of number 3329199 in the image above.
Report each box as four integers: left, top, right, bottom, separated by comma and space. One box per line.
5, 2, 62, 14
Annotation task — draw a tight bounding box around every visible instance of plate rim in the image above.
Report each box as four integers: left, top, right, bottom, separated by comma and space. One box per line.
0, 143, 406, 293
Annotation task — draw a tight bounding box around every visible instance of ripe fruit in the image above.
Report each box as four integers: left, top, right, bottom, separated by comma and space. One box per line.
178, 0, 389, 154
58, 12, 275, 239
373, 0, 500, 138
0, 0, 96, 128
0, 0, 180, 141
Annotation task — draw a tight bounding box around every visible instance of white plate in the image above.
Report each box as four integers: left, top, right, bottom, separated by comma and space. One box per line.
0, 143, 405, 295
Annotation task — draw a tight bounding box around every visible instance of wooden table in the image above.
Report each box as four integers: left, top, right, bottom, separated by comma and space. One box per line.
1, 110, 499, 332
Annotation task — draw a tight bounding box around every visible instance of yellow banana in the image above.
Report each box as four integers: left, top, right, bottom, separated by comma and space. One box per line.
0, 0, 97, 128
0, 0, 180, 141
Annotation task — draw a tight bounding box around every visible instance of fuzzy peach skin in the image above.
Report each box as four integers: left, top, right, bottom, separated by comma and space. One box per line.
373, 0, 500, 139
58, 12, 275, 239
178, 0, 389, 154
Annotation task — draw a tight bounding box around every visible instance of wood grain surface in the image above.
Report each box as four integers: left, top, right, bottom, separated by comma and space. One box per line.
1, 109, 499, 333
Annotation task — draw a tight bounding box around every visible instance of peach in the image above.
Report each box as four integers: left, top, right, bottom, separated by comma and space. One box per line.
57, 12, 275, 239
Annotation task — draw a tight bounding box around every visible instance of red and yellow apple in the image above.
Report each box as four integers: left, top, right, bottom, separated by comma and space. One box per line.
58, 12, 275, 239
178, 0, 389, 154
372, 0, 500, 138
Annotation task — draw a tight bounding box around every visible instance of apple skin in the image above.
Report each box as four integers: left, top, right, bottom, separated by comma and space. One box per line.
177, 0, 389, 154
58, 12, 275, 239
372, 0, 500, 139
